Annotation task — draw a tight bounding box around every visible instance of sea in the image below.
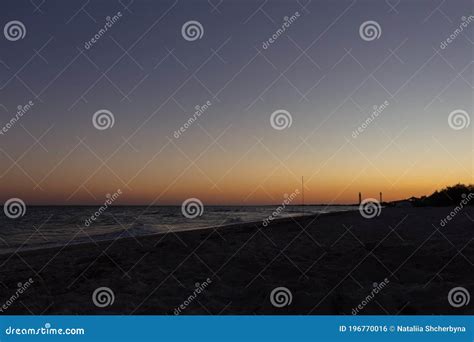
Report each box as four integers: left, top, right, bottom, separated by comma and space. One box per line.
0, 205, 357, 254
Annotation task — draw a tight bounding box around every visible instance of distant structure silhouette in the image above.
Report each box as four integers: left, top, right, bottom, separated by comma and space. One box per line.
359, 192, 362, 205
380, 192, 383, 203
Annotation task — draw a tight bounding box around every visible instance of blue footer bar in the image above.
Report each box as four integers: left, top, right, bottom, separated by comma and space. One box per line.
0, 316, 472, 342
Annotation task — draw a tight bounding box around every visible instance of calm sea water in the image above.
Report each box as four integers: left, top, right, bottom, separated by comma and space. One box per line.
0, 205, 356, 254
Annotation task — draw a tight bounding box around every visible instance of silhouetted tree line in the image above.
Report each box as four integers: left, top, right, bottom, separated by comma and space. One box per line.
411, 184, 474, 207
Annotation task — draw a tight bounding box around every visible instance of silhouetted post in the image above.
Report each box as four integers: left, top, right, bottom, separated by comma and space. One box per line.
380, 192, 383, 203
301, 176, 304, 214
359, 192, 362, 205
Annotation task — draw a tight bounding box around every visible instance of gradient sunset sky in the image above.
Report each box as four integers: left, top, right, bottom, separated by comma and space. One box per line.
0, 0, 472, 205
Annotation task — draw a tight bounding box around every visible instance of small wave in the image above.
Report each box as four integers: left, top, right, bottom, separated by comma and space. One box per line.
222, 217, 244, 225
121, 223, 158, 236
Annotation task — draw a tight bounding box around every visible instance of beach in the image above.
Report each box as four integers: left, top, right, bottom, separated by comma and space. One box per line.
0, 207, 472, 315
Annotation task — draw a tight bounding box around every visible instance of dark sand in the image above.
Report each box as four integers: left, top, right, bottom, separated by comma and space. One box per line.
0, 207, 472, 315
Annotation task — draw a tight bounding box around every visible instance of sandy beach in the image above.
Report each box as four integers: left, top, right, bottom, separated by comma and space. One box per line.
0, 207, 472, 315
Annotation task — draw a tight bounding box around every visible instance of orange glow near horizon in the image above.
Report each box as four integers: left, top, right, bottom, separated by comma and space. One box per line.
2, 139, 471, 205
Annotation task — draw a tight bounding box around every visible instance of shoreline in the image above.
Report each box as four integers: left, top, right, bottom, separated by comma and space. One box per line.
0, 207, 472, 315
1, 209, 359, 257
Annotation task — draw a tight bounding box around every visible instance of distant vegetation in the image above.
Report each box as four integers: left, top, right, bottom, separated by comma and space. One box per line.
410, 184, 474, 207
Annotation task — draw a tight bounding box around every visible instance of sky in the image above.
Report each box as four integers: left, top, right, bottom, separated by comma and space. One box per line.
0, 0, 472, 205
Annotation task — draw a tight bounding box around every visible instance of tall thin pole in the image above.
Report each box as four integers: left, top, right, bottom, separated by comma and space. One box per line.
302, 176, 304, 213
